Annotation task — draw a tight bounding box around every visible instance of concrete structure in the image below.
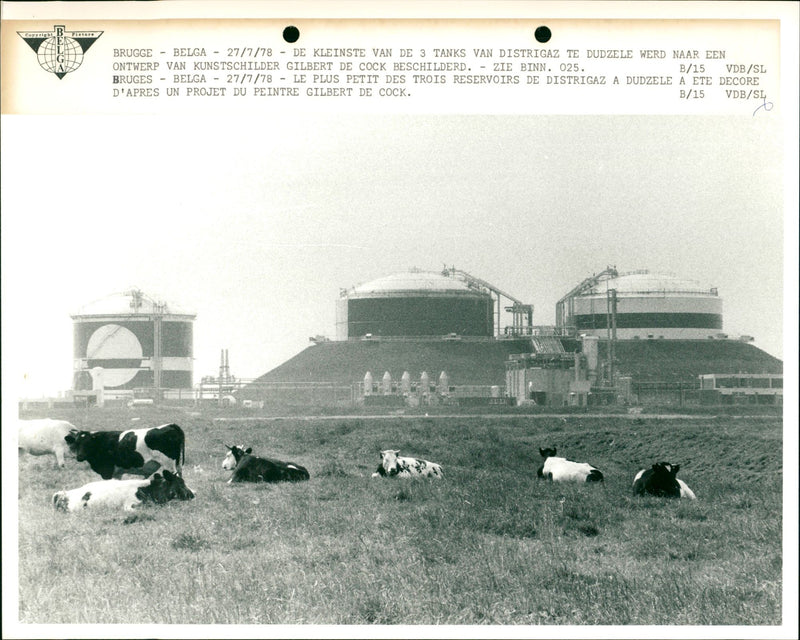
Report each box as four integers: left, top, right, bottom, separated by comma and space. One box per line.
556, 269, 723, 341
72, 288, 195, 392
698, 373, 783, 405
506, 351, 592, 407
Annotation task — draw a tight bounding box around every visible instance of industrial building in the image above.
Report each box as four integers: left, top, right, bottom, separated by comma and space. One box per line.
556, 267, 723, 341
505, 351, 593, 407
234, 264, 782, 409
698, 373, 783, 405
71, 288, 195, 393
51, 265, 781, 411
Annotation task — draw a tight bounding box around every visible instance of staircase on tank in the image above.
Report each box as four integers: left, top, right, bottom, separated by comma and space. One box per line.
530, 336, 566, 354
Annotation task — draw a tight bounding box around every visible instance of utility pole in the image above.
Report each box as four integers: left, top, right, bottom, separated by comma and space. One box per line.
609, 288, 617, 385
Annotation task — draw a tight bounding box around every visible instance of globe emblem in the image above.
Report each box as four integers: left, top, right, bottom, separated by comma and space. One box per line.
36, 35, 83, 78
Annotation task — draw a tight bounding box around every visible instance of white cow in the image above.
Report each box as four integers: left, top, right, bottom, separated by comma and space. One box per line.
52, 470, 195, 512
18, 418, 76, 467
371, 449, 443, 479
537, 447, 604, 483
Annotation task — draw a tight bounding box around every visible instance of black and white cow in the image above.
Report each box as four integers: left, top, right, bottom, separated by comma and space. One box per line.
537, 447, 604, 483
632, 462, 696, 499
371, 449, 443, 479
18, 418, 76, 467
64, 423, 185, 480
52, 470, 194, 512
222, 445, 310, 484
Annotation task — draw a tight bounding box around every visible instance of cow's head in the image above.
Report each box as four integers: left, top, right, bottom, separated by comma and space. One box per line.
379, 449, 400, 469
140, 470, 195, 504
222, 444, 252, 470
539, 447, 557, 459
652, 462, 679, 477
644, 462, 682, 498
64, 429, 91, 461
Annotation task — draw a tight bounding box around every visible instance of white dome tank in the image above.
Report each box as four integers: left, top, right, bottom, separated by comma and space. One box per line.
559, 270, 722, 340
335, 268, 493, 339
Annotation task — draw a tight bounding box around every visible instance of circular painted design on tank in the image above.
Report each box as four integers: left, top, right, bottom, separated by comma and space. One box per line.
86, 324, 143, 387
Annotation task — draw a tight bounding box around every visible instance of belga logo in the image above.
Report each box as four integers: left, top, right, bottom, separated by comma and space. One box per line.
17, 25, 103, 79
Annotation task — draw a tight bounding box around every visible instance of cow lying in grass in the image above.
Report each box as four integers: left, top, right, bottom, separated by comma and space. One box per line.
222, 445, 310, 484
537, 447, 604, 483
633, 462, 696, 499
371, 449, 443, 479
52, 470, 195, 512
18, 418, 76, 468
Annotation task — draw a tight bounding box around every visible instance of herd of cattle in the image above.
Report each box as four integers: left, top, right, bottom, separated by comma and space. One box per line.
18, 416, 697, 513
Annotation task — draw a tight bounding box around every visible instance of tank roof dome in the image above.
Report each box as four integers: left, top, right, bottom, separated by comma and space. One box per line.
343, 269, 489, 297
584, 270, 717, 296
72, 288, 195, 317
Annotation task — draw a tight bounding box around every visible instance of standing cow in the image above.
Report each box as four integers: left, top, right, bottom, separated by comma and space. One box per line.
537, 447, 604, 483
371, 449, 443, 479
64, 423, 185, 480
633, 462, 696, 499
53, 470, 194, 512
18, 418, 76, 468
222, 445, 310, 484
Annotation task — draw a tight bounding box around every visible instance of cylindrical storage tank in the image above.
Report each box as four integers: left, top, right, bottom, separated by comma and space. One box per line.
336, 269, 493, 339
582, 335, 600, 375
400, 371, 411, 394
381, 371, 392, 395
420, 371, 430, 394
363, 371, 374, 396
562, 271, 722, 340
71, 289, 195, 391
438, 371, 449, 393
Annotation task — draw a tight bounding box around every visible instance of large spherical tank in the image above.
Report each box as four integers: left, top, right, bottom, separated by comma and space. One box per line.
336, 270, 493, 339
566, 270, 722, 340
71, 290, 195, 391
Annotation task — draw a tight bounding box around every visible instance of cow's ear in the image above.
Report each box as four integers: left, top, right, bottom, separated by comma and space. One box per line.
163, 470, 175, 480
245, 447, 252, 454
672, 464, 680, 474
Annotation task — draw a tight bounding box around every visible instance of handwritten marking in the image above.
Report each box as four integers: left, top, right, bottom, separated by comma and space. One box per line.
753, 97, 774, 116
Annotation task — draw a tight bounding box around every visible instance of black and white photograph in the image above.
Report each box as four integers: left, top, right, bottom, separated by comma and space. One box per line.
2, 2, 797, 638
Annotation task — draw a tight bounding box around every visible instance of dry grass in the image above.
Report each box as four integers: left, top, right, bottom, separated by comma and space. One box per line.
16, 408, 782, 626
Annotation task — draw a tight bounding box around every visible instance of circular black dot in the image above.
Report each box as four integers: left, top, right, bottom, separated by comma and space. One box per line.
535, 26, 552, 43
283, 26, 300, 43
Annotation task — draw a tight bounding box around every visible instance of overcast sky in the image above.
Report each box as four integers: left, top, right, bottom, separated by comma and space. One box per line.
1, 113, 785, 396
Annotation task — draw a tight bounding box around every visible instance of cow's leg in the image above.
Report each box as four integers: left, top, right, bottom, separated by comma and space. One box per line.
54, 446, 66, 468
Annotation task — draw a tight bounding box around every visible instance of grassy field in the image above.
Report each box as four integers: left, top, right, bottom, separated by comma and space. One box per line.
16, 408, 782, 626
